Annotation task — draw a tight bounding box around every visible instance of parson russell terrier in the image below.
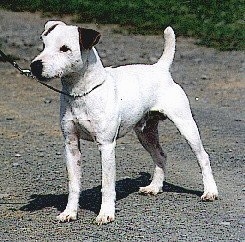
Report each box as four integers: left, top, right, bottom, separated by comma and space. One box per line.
30, 21, 218, 224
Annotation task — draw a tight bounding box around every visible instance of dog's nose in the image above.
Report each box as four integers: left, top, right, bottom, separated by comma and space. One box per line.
30, 60, 43, 79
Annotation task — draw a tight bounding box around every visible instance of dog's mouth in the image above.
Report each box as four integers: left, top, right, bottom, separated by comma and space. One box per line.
35, 74, 63, 84
30, 70, 59, 83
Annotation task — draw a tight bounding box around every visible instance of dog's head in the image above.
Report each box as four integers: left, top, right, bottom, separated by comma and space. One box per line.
30, 21, 101, 81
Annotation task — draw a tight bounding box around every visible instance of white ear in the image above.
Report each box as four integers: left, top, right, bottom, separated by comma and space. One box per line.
44, 21, 66, 30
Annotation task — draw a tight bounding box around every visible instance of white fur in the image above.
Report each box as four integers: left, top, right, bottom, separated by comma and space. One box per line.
31, 22, 218, 224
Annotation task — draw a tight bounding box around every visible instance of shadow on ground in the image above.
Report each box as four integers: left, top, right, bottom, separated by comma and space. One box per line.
20, 172, 202, 214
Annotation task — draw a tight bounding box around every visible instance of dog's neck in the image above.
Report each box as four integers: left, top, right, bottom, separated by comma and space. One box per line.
61, 48, 106, 97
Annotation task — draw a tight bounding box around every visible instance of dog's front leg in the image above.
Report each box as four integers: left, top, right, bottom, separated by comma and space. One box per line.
57, 124, 81, 222
96, 142, 116, 225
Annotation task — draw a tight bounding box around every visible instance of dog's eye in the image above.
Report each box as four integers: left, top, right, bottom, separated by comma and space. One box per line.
60, 45, 71, 52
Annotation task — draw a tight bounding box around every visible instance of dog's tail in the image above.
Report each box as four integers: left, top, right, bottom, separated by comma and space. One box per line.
156, 26, 175, 69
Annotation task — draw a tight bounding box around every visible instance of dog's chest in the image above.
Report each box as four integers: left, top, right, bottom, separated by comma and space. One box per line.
69, 100, 96, 140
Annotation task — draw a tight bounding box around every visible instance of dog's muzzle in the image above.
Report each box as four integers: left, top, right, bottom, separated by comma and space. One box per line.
30, 60, 43, 79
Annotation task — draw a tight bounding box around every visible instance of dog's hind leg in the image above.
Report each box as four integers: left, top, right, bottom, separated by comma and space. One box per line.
158, 84, 218, 201
170, 116, 218, 201
134, 113, 167, 195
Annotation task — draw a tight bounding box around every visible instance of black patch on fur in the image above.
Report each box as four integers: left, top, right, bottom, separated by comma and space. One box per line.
44, 24, 59, 36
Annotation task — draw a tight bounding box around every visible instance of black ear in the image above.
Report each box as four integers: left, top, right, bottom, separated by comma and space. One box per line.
78, 27, 101, 50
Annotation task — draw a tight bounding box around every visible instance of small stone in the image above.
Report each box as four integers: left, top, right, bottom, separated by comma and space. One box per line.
238, 218, 245, 225
37, 44, 44, 51
6, 117, 14, 121
219, 221, 230, 226
44, 98, 52, 104
14, 153, 21, 157
12, 162, 20, 167
149, 56, 158, 63
201, 75, 210, 80
99, 50, 107, 58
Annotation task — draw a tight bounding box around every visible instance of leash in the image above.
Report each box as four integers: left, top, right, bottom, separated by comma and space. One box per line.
0, 49, 103, 98
0, 49, 33, 77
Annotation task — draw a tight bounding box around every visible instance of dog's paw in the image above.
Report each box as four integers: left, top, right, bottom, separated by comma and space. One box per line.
96, 213, 115, 225
201, 191, 218, 201
96, 207, 115, 225
57, 210, 77, 222
139, 184, 162, 195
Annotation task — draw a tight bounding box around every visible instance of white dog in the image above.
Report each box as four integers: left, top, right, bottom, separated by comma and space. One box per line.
30, 21, 218, 224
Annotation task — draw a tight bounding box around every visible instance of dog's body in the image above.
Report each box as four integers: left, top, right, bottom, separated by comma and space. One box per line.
31, 21, 218, 224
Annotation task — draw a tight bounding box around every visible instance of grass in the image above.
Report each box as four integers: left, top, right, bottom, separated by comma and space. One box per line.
1, 0, 244, 50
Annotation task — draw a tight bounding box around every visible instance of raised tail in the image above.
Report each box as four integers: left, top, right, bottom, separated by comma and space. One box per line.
156, 26, 175, 69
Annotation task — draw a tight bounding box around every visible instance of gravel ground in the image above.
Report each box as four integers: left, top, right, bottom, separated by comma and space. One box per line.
0, 10, 244, 241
